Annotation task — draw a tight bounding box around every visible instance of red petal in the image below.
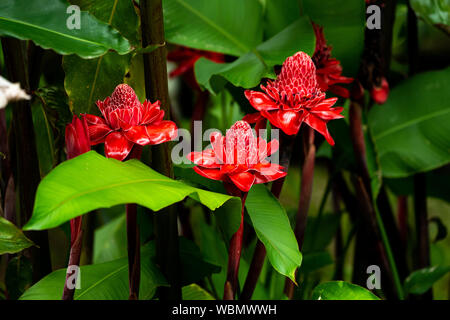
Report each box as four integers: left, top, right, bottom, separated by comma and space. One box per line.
252, 162, 287, 183
242, 112, 263, 124
193, 166, 224, 181
229, 172, 256, 192
145, 120, 178, 145
264, 110, 302, 135
244, 90, 279, 112
88, 124, 113, 145
266, 139, 279, 157
104, 132, 134, 161
329, 85, 350, 99
65, 116, 91, 159
85, 114, 106, 125
210, 131, 225, 164
303, 113, 335, 146
123, 125, 151, 145
187, 149, 219, 168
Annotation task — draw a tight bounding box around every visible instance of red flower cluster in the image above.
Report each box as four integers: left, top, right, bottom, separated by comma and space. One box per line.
85, 84, 177, 161
187, 121, 286, 192
243, 52, 343, 145
312, 23, 353, 99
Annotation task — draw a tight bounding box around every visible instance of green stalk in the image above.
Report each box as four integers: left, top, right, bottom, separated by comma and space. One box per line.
374, 204, 405, 300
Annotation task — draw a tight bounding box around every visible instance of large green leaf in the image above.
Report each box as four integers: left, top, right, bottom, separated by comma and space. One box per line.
163, 0, 263, 56
0, 0, 130, 59
411, 0, 450, 35
70, 0, 139, 45
63, 0, 137, 114
23, 151, 238, 230
93, 213, 127, 264
182, 284, 215, 300
311, 281, 380, 300
263, 0, 301, 38
245, 184, 302, 282
63, 52, 131, 114
369, 68, 450, 178
0, 216, 34, 255
19, 244, 167, 300
5, 256, 33, 300
302, 0, 365, 77
93, 215, 220, 284
195, 18, 315, 93
404, 265, 450, 295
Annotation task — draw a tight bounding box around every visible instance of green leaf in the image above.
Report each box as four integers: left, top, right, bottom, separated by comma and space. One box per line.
300, 251, 333, 274
263, 0, 301, 38
182, 284, 215, 300
179, 237, 221, 285
0, 0, 130, 59
369, 68, 450, 178
93, 213, 127, 264
24, 151, 238, 230
404, 265, 450, 295
62, 0, 137, 114
195, 18, 315, 93
32, 87, 72, 175
19, 244, 167, 300
69, 0, 139, 46
94, 216, 220, 283
0, 216, 34, 255
63, 52, 131, 115
386, 166, 450, 203
303, 0, 365, 76
163, 0, 263, 56
302, 214, 341, 253
410, 0, 450, 35
245, 184, 302, 282
5, 256, 33, 300
311, 281, 381, 300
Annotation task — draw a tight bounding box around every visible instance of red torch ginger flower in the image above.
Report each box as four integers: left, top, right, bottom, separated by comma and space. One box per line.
187, 121, 286, 192
85, 84, 177, 161
65, 115, 91, 160
244, 52, 343, 145
312, 23, 353, 98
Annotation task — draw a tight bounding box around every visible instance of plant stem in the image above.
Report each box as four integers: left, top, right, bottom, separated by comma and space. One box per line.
224, 193, 248, 300
240, 133, 295, 300
62, 217, 82, 300
353, 177, 404, 299
397, 196, 408, 245
374, 203, 405, 300
126, 203, 140, 300
285, 127, 316, 299
125, 146, 143, 300
1, 38, 51, 282
140, 0, 181, 300
413, 173, 431, 298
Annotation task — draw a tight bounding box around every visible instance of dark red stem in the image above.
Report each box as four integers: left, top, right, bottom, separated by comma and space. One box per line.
126, 203, 140, 300
285, 127, 316, 299
62, 217, 83, 300
223, 193, 248, 300
126, 146, 142, 300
